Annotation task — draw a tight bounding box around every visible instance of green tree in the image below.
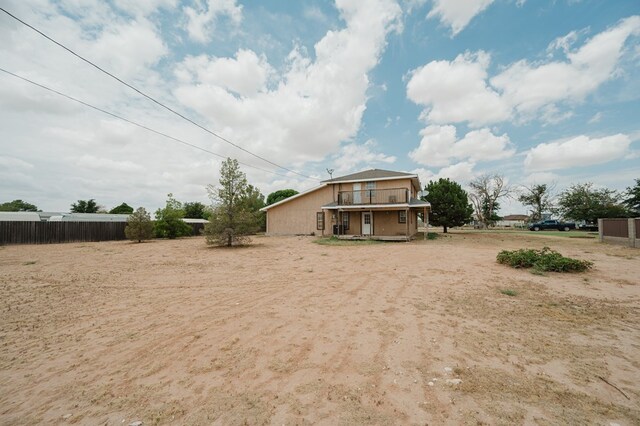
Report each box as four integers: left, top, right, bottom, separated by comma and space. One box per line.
204, 158, 258, 246
0, 199, 39, 211
70, 199, 98, 213
623, 178, 640, 215
482, 199, 502, 227
469, 174, 511, 229
125, 207, 154, 243
154, 193, 192, 239
109, 202, 134, 214
518, 183, 554, 222
266, 189, 299, 206
421, 178, 473, 233
184, 201, 210, 219
557, 183, 628, 223
241, 184, 266, 232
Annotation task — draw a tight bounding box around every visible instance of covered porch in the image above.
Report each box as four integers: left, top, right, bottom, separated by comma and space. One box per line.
335, 234, 415, 242
322, 199, 431, 241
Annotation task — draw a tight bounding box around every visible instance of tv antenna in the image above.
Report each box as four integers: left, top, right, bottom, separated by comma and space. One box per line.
326, 168, 334, 179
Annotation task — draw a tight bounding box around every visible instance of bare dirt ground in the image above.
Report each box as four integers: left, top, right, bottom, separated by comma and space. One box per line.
1, 232, 639, 425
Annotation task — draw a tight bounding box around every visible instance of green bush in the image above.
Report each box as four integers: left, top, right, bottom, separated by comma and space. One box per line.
496, 247, 592, 273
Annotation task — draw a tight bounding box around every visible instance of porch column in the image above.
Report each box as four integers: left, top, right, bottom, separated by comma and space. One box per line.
406, 208, 410, 240
423, 207, 427, 240
426, 208, 429, 238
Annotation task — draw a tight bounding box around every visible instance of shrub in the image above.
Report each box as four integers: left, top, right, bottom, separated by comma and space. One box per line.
497, 247, 592, 273
125, 207, 154, 243
154, 194, 192, 239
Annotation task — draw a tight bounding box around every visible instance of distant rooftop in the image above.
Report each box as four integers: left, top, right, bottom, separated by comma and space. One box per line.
501, 214, 529, 221
322, 169, 416, 183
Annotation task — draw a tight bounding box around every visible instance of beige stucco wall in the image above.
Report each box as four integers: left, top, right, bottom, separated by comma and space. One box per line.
336, 211, 362, 235
265, 185, 334, 235
371, 210, 408, 236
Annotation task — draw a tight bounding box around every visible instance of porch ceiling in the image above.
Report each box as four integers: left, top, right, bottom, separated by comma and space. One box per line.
322, 203, 410, 210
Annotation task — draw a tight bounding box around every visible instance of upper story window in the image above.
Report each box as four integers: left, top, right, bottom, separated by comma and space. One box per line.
365, 181, 376, 198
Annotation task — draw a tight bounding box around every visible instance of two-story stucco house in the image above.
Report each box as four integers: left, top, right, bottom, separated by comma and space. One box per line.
261, 169, 431, 240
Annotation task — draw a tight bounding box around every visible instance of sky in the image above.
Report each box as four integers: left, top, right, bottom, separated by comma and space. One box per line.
0, 0, 639, 214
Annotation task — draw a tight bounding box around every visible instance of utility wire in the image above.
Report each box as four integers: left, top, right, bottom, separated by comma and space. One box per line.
0, 7, 318, 181
0, 67, 296, 179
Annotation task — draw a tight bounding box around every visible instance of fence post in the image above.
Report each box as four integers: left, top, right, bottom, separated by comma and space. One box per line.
629, 218, 636, 248
597, 218, 603, 242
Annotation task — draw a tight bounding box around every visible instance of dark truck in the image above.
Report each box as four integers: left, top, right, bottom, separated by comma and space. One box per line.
528, 219, 576, 231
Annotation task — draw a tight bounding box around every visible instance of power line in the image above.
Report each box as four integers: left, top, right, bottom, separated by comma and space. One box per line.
0, 67, 298, 180
0, 7, 317, 181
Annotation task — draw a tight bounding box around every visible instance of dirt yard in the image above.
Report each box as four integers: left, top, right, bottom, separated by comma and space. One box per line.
0, 232, 639, 425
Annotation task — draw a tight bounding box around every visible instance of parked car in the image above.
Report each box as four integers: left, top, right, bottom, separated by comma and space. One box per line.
578, 222, 598, 231
528, 219, 576, 231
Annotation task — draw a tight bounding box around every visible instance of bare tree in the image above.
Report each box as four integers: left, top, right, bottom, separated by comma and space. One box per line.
469, 174, 512, 228
517, 183, 555, 222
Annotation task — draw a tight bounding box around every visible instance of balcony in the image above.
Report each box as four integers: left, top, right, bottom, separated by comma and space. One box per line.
337, 188, 409, 205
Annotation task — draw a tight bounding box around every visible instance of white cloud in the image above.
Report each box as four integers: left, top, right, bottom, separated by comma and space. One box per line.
174, 0, 403, 164
406, 16, 640, 126
540, 105, 574, 125
524, 134, 632, 172
90, 20, 168, 78
74, 155, 145, 173
304, 5, 329, 22
492, 16, 640, 118
406, 51, 510, 126
409, 125, 515, 167
403, 0, 428, 14
427, 0, 495, 36
523, 172, 559, 185
332, 140, 396, 173
588, 111, 603, 124
183, 0, 243, 43
113, 0, 177, 17
547, 30, 575, 55
0, 156, 34, 170
412, 161, 477, 185
175, 50, 273, 96
546, 29, 586, 56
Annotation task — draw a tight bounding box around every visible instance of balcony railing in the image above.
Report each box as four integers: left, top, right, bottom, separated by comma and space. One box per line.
337, 188, 409, 205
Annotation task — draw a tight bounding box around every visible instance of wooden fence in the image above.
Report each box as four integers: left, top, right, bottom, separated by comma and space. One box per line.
601, 218, 628, 238
598, 218, 639, 248
0, 222, 205, 245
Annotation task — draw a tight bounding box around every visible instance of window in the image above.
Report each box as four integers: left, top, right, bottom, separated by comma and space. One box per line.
365, 181, 376, 198
398, 210, 407, 224
316, 212, 324, 230
342, 212, 350, 230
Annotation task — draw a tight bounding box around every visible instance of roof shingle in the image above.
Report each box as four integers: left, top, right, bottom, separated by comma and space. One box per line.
321, 169, 416, 183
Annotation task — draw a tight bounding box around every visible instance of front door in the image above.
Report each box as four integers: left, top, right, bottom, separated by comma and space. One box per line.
353, 183, 361, 204
362, 212, 372, 235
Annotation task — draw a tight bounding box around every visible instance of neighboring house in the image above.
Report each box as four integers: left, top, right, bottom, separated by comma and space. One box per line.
260, 169, 431, 240
496, 214, 529, 228
0, 211, 41, 222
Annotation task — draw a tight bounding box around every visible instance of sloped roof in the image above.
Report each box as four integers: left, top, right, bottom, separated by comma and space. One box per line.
501, 214, 529, 221
260, 184, 327, 211
322, 169, 416, 183
409, 198, 430, 207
